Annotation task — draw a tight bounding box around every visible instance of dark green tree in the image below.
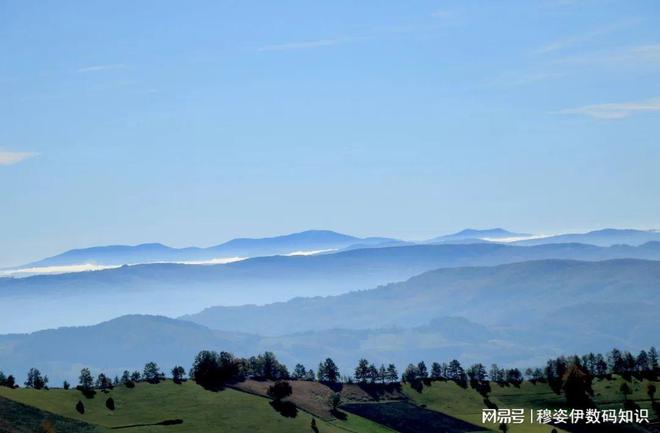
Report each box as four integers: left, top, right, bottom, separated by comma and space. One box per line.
467, 364, 488, 382
386, 364, 398, 383
417, 361, 428, 379
95, 373, 112, 390
267, 380, 293, 401
25, 368, 47, 389
171, 366, 186, 384
292, 363, 307, 380
431, 362, 443, 379
354, 359, 370, 383
143, 362, 162, 384
317, 358, 339, 383
649, 347, 659, 374
79, 368, 93, 390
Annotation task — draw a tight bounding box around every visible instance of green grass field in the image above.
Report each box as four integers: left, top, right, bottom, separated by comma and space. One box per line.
0, 377, 657, 433
404, 377, 660, 433
0, 381, 393, 433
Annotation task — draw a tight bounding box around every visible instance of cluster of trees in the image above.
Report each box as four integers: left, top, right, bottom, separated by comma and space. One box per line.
543, 347, 658, 393
73, 362, 184, 394
24, 368, 48, 390
354, 359, 399, 384
0, 370, 17, 388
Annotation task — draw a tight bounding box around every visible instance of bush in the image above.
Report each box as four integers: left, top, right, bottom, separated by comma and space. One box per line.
105, 397, 115, 411
75, 400, 85, 414
267, 381, 293, 401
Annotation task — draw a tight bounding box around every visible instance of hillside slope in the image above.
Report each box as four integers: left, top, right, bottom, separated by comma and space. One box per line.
3, 242, 660, 333
1, 259, 658, 384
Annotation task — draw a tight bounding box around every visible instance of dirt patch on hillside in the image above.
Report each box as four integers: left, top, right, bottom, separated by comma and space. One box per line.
231, 380, 406, 419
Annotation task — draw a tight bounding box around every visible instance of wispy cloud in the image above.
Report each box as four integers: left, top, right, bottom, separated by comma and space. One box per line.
258, 10, 463, 54
257, 37, 356, 52
431, 9, 458, 22
487, 70, 565, 87
76, 64, 126, 73
556, 43, 660, 65
535, 20, 638, 55
557, 97, 660, 119
0, 150, 37, 166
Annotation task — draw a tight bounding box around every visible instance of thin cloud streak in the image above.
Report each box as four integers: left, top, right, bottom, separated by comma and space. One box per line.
556, 43, 660, 65
557, 97, 660, 119
535, 20, 638, 54
0, 150, 37, 166
76, 64, 126, 73
257, 37, 355, 52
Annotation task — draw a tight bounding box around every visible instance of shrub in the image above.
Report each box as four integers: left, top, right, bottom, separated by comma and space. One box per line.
267, 380, 293, 401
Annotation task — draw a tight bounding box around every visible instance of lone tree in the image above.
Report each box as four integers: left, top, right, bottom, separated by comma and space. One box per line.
63, 380, 70, 390
386, 364, 398, 383
95, 373, 112, 390
25, 368, 47, 390
79, 368, 93, 390
75, 400, 85, 414
120, 370, 134, 388
317, 358, 340, 383
354, 359, 370, 383
292, 364, 307, 380
267, 380, 293, 401
171, 366, 186, 384
143, 362, 162, 384
647, 383, 656, 401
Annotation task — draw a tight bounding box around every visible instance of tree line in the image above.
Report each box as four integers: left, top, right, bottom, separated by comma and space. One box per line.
1, 346, 657, 396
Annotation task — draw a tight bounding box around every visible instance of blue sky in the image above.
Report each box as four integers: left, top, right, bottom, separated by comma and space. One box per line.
1, 0, 660, 267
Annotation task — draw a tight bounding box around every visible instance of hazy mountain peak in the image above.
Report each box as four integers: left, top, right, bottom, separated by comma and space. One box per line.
514, 228, 660, 247
15, 230, 381, 272
428, 228, 531, 243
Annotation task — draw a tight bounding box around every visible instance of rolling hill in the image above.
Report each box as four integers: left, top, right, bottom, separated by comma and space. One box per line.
182, 258, 660, 336
514, 228, 660, 247
2, 242, 660, 334
1, 259, 658, 384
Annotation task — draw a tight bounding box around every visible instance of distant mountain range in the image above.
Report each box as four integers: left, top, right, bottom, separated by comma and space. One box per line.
1, 259, 657, 384
513, 228, 660, 247
3, 241, 660, 334
181, 258, 660, 335
17, 230, 397, 269
10, 228, 660, 275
